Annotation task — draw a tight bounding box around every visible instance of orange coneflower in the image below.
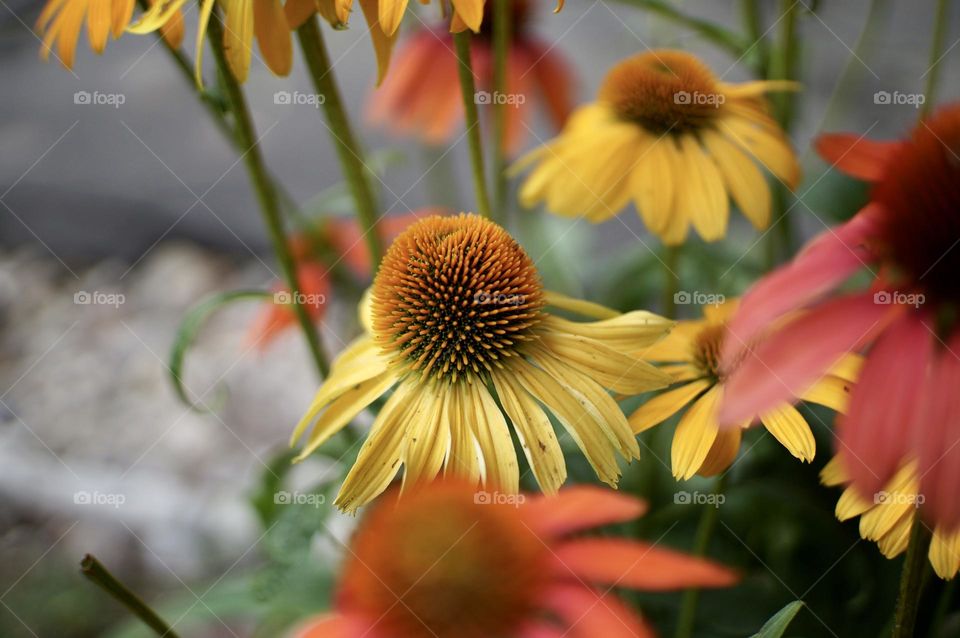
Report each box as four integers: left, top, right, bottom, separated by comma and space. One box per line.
37, 0, 183, 69
720, 103, 960, 532
369, 0, 573, 153
515, 49, 800, 244
292, 481, 738, 638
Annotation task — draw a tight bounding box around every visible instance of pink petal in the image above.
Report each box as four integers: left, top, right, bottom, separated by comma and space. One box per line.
291, 613, 373, 638
918, 331, 960, 532
552, 538, 739, 591
815, 133, 899, 181
721, 208, 879, 368
719, 293, 898, 426
540, 583, 656, 638
839, 313, 934, 498
521, 486, 647, 538
520, 623, 568, 638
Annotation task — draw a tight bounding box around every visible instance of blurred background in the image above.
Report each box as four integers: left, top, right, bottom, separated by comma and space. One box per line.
1, 0, 958, 636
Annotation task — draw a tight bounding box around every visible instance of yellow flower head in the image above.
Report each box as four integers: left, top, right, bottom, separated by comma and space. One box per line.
37, 0, 183, 69
516, 49, 801, 245
292, 213, 674, 513
629, 300, 855, 479
821, 456, 960, 580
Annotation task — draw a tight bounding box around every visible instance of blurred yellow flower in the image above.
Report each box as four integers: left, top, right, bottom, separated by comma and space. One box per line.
821, 457, 960, 580
629, 300, 854, 479
515, 49, 801, 245
37, 0, 183, 69
292, 213, 673, 513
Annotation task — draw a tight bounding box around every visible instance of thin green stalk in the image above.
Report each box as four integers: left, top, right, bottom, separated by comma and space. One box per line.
81, 554, 179, 637
661, 245, 681, 319
296, 17, 384, 265
454, 31, 493, 220
207, 13, 329, 379
922, 0, 951, 117
617, 0, 749, 58
892, 518, 933, 638
740, 0, 768, 77
674, 475, 727, 638
491, 0, 511, 214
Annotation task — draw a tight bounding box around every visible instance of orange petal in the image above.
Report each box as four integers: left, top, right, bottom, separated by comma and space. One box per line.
815, 133, 899, 182
292, 613, 374, 638
553, 538, 739, 591
540, 583, 656, 638
521, 486, 647, 538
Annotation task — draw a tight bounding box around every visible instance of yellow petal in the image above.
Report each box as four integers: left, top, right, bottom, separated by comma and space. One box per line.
87, 0, 112, 53
719, 80, 802, 98
193, 0, 217, 86
543, 311, 674, 352
293, 372, 396, 461
224, 0, 254, 82
827, 353, 864, 383
930, 529, 960, 580
127, 0, 187, 33
819, 455, 848, 487
718, 114, 801, 190
698, 425, 741, 476
539, 332, 673, 395
451, 0, 483, 32
466, 379, 519, 494
701, 128, 771, 230
671, 386, 722, 480
444, 382, 481, 482
402, 387, 450, 487
634, 320, 703, 362
759, 403, 816, 462
254, 0, 292, 76
360, 0, 397, 85
629, 379, 712, 433
53, 0, 87, 68
835, 485, 873, 521
544, 290, 619, 320
377, 0, 407, 35
873, 509, 913, 558
111, 0, 135, 38
159, 7, 184, 48
630, 134, 676, 236
492, 371, 566, 494
801, 374, 853, 413
675, 134, 729, 242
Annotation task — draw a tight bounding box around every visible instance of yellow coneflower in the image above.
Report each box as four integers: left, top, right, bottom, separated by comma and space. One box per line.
515, 49, 801, 245
37, 0, 183, 69
628, 300, 855, 479
292, 213, 673, 513
129, 0, 293, 84
821, 457, 960, 580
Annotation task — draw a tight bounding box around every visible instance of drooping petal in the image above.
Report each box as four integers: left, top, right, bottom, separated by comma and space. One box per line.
543, 312, 674, 352
815, 133, 899, 182
451, 0, 484, 32
401, 386, 450, 487
522, 486, 647, 538
443, 382, 481, 482
930, 529, 960, 580
840, 313, 932, 498
377, 0, 408, 36
540, 583, 656, 638
629, 379, 711, 433
543, 290, 619, 320
719, 112, 801, 189
675, 134, 729, 242
702, 128, 771, 229
87, 0, 112, 53
672, 386, 722, 480
254, 0, 292, 76
223, 0, 254, 82
759, 403, 816, 462
800, 375, 854, 413
466, 379, 520, 494
629, 134, 678, 236
918, 331, 960, 532
360, 0, 398, 86
552, 538, 739, 590
698, 425, 742, 476
719, 293, 898, 427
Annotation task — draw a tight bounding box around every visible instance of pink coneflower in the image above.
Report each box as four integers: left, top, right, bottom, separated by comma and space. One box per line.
291, 481, 738, 638
368, 0, 573, 154
718, 104, 960, 531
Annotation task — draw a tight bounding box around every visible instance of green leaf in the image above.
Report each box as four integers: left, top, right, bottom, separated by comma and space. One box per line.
750, 600, 806, 638
168, 289, 273, 411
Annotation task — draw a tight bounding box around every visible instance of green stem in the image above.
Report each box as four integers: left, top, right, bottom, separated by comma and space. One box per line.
454, 31, 493, 220
661, 245, 681, 319
740, 0, 768, 77
921, 0, 951, 118
674, 475, 727, 638
892, 518, 932, 638
296, 17, 384, 265
207, 13, 329, 379
81, 554, 179, 637
491, 0, 511, 215
618, 0, 750, 58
